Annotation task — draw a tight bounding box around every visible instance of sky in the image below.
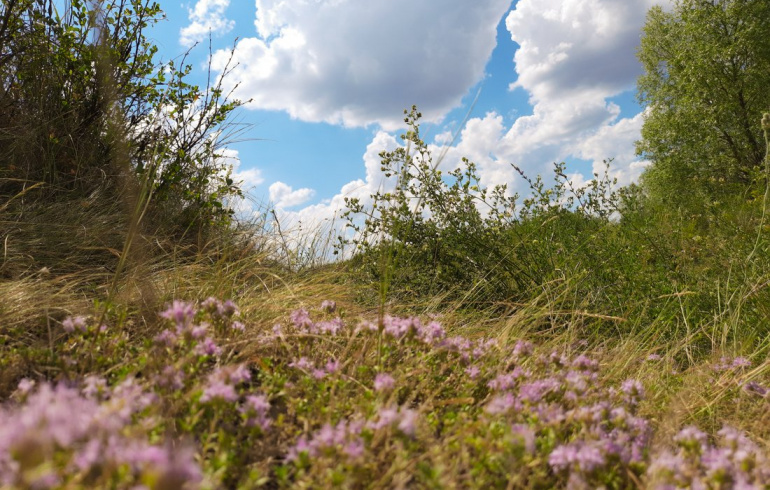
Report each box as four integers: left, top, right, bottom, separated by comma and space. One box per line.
146, 0, 671, 233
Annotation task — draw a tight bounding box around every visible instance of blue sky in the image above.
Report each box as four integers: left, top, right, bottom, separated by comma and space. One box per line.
145, 0, 669, 227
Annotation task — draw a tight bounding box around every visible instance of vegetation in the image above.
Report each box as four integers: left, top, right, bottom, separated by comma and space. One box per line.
1, 0, 769, 488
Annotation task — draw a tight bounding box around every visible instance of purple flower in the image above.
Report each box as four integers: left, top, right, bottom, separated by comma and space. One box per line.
290, 357, 314, 371
16, 378, 36, 397
81, 376, 108, 399
194, 337, 222, 357
62, 316, 87, 333
465, 365, 480, 379
646, 353, 662, 362
519, 378, 562, 403
674, 426, 708, 451
571, 354, 599, 371
320, 300, 337, 313
155, 366, 185, 391
159, 301, 196, 328
373, 373, 395, 392
325, 359, 341, 374
229, 364, 251, 384
153, 329, 178, 347
418, 321, 445, 344
485, 393, 519, 415
511, 424, 536, 454
372, 407, 399, 429
621, 379, 644, 406
549, 441, 606, 473
742, 381, 768, 397
397, 408, 418, 436
231, 321, 245, 332
240, 395, 271, 430
511, 340, 533, 358
343, 438, 364, 458
290, 308, 312, 329
200, 379, 237, 403
200, 365, 250, 403
731, 357, 751, 368
190, 324, 208, 339
318, 318, 343, 335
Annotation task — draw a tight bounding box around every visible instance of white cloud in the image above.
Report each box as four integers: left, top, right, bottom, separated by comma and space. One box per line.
265, 0, 673, 251
269, 182, 315, 209
180, 0, 234, 47
211, 0, 512, 129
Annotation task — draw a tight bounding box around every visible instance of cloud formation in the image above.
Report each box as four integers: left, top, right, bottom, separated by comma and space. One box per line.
269, 182, 315, 209
180, 0, 234, 47
211, 0, 512, 129
250, 0, 671, 246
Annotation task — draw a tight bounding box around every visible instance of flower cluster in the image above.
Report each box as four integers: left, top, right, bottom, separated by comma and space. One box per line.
0, 379, 200, 489
648, 425, 770, 488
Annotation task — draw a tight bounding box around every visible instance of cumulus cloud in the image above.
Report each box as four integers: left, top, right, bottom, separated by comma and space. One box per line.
269, 182, 315, 209
180, 0, 234, 47
261, 0, 673, 248
211, 0, 512, 129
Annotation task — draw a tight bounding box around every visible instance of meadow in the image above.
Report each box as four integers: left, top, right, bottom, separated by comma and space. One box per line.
2, 0, 770, 488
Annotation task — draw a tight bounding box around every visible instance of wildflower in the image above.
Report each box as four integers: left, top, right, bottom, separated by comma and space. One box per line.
320, 300, 337, 313
189, 324, 208, 339
485, 393, 519, 415
325, 359, 341, 374
731, 357, 751, 368
153, 329, 178, 348
511, 340, 534, 358
194, 337, 222, 357
511, 424, 536, 454
200, 379, 237, 403
371, 407, 399, 429
742, 381, 768, 397
645, 353, 662, 362
549, 441, 606, 472
519, 378, 561, 403
318, 318, 343, 335
240, 395, 271, 430
155, 366, 185, 391
231, 321, 245, 332
418, 321, 445, 344
220, 300, 239, 317
373, 373, 395, 392
465, 365, 480, 379
397, 408, 418, 436
620, 379, 644, 406
15, 379, 36, 397
81, 376, 109, 399
674, 426, 708, 452
159, 301, 196, 328
62, 316, 87, 333
289, 308, 312, 329
200, 365, 250, 403
289, 357, 314, 371
229, 364, 252, 384
343, 438, 365, 458
571, 354, 599, 371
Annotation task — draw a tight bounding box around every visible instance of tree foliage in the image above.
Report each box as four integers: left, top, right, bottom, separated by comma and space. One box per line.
637, 0, 770, 205
0, 0, 244, 234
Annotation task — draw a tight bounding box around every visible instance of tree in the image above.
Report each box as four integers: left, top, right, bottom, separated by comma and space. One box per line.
0, 0, 244, 234
636, 0, 770, 206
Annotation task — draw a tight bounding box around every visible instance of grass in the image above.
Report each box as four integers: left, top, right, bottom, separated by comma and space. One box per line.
1, 187, 769, 489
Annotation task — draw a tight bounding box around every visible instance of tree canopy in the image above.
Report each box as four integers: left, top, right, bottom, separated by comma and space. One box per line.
636, 0, 770, 206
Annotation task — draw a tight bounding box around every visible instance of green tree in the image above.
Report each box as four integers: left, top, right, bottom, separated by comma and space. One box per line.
636, 0, 770, 206
0, 0, 244, 234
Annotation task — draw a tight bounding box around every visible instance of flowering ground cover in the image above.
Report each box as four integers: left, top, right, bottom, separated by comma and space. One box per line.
2, 298, 768, 489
